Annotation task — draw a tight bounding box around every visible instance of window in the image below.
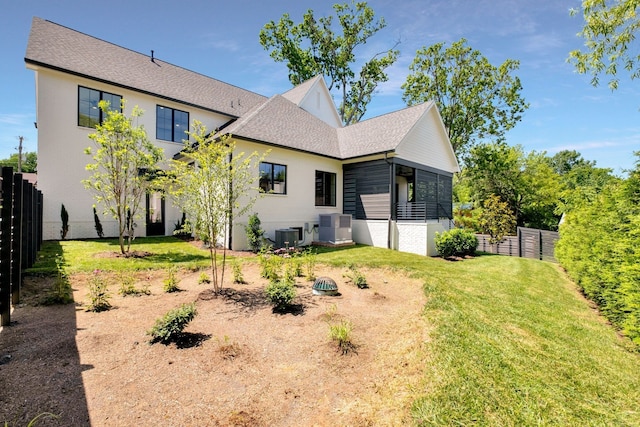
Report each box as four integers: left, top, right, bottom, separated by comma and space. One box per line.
78, 86, 121, 128
259, 162, 287, 194
156, 105, 189, 142
315, 170, 336, 206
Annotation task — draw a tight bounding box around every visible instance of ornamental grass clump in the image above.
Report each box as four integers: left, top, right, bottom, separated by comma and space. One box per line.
329, 319, 356, 355
148, 302, 197, 344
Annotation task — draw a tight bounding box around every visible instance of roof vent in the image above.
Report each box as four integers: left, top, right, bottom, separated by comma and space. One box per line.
151, 50, 155, 63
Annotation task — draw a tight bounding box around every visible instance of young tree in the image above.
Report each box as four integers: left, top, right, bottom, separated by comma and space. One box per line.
478, 194, 517, 244
569, 0, 640, 89
402, 38, 528, 161
259, 1, 399, 125
164, 121, 265, 294
84, 100, 163, 254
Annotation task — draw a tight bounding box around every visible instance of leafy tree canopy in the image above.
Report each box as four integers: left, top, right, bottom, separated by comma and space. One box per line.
569, 0, 640, 89
0, 151, 37, 173
259, 1, 399, 125
402, 38, 528, 162
84, 100, 163, 254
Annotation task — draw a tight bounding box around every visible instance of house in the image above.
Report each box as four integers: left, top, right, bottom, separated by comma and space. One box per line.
25, 17, 459, 257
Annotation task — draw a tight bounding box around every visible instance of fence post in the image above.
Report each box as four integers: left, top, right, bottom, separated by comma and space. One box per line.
11, 175, 23, 305
1, 167, 14, 326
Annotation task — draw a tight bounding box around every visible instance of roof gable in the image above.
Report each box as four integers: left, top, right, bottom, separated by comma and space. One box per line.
25, 17, 266, 117
282, 76, 342, 128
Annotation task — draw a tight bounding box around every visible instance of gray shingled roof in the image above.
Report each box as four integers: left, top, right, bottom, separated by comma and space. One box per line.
337, 102, 433, 159
25, 17, 266, 117
25, 17, 439, 161
221, 95, 342, 158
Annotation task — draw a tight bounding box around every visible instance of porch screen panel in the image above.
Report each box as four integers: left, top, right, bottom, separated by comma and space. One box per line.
415, 170, 438, 219
343, 161, 390, 220
438, 175, 453, 218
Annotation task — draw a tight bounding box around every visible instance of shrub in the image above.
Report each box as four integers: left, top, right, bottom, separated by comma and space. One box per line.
245, 213, 265, 253
148, 302, 197, 344
198, 271, 211, 285
163, 267, 180, 292
329, 320, 355, 354
60, 204, 69, 240
42, 254, 73, 305
435, 228, 478, 258
93, 206, 104, 238
86, 269, 111, 312
118, 273, 149, 296
302, 247, 317, 281
258, 250, 281, 281
265, 280, 296, 310
344, 265, 368, 288
231, 259, 245, 284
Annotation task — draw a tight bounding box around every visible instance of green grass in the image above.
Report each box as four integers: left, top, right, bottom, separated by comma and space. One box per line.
26, 239, 640, 425
27, 237, 212, 274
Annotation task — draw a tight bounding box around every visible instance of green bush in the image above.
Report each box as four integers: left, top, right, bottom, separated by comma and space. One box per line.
245, 213, 265, 253
435, 228, 478, 258
265, 280, 296, 310
148, 302, 197, 344
86, 269, 111, 312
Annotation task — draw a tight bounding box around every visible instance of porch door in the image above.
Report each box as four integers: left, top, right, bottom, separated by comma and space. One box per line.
146, 192, 165, 236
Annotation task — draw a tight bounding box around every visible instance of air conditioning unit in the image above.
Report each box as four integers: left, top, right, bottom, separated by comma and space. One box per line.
318, 213, 352, 244
275, 228, 298, 248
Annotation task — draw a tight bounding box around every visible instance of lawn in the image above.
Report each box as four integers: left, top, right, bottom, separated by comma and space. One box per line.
26, 238, 640, 425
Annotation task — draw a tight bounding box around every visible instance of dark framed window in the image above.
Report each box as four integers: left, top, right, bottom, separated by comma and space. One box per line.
78, 86, 121, 128
315, 170, 336, 206
156, 105, 189, 142
259, 162, 287, 194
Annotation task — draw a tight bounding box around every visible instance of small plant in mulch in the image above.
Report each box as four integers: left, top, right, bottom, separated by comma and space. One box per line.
163, 267, 181, 293
265, 279, 297, 312
302, 247, 317, 281
86, 269, 112, 312
231, 259, 245, 284
148, 302, 197, 344
329, 319, 357, 355
42, 254, 74, 305
216, 335, 242, 360
344, 264, 368, 289
118, 273, 150, 296
198, 271, 211, 285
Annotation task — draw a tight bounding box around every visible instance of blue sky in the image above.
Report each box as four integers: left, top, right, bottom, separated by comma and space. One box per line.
1, 0, 638, 175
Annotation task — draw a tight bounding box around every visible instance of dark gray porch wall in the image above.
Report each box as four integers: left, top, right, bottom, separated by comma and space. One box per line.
343, 158, 453, 221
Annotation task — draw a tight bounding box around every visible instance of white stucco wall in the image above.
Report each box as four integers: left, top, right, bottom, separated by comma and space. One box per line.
32, 67, 231, 240
230, 140, 343, 250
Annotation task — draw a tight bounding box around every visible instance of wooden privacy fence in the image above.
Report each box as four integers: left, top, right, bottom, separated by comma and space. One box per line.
0, 167, 43, 326
476, 227, 560, 262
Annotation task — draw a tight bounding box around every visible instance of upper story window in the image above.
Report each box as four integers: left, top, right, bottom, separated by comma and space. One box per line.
259, 162, 287, 194
156, 105, 189, 142
315, 170, 336, 206
78, 86, 121, 128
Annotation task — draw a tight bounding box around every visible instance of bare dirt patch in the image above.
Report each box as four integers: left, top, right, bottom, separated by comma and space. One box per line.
1, 262, 429, 426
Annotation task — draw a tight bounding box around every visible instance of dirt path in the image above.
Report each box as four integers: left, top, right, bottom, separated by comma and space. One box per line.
1, 262, 429, 426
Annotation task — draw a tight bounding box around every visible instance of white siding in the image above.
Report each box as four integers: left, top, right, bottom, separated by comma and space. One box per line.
34, 67, 232, 240
230, 140, 343, 250
395, 109, 459, 173
297, 80, 342, 128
